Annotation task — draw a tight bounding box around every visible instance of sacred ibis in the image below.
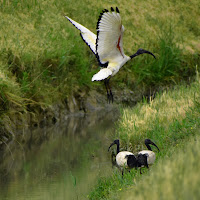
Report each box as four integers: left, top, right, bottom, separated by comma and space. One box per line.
108, 139, 147, 176
137, 139, 160, 173
65, 7, 156, 103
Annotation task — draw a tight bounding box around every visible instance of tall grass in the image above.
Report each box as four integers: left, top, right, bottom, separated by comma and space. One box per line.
116, 71, 200, 150
131, 25, 185, 86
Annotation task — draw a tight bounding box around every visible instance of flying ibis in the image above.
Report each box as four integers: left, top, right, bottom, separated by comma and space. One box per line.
137, 139, 160, 173
65, 7, 156, 103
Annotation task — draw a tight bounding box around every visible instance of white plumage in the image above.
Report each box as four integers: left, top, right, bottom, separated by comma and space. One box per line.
116, 151, 134, 168
92, 68, 112, 81
108, 139, 138, 176
138, 150, 156, 165
65, 16, 97, 54
65, 7, 156, 102
138, 139, 160, 166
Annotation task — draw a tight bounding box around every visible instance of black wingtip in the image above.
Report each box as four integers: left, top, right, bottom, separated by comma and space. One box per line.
116, 7, 120, 13
111, 7, 114, 12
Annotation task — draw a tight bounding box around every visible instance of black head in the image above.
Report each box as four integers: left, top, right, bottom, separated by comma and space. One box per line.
108, 139, 120, 151
126, 154, 138, 168
145, 139, 160, 151
130, 48, 156, 59
113, 139, 119, 146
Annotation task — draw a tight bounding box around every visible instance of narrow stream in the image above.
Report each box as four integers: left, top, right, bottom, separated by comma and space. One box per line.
0, 108, 119, 200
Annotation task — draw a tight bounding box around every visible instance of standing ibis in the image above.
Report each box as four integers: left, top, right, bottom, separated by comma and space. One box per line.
108, 139, 139, 176
65, 7, 156, 103
137, 139, 160, 173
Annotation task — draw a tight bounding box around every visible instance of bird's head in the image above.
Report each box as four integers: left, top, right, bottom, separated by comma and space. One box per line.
130, 48, 156, 59
108, 139, 119, 151
145, 139, 160, 151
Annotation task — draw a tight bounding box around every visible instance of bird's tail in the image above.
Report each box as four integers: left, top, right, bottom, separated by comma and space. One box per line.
92, 68, 112, 81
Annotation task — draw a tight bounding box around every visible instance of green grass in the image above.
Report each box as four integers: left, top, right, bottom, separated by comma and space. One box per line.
88, 74, 200, 199
0, 0, 200, 196
132, 26, 185, 86
0, 1, 199, 130
121, 129, 200, 200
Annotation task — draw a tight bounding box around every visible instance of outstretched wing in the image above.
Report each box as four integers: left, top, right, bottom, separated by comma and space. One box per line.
65, 16, 97, 54
96, 7, 125, 67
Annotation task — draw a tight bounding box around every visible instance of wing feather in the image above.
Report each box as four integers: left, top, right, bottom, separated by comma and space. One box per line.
96, 8, 125, 66
92, 68, 112, 81
65, 16, 97, 54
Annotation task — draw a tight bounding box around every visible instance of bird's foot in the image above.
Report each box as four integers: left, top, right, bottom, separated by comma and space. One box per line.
107, 93, 113, 103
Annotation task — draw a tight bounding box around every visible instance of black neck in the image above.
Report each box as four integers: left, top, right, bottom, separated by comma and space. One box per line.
116, 143, 119, 154
146, 144, 152, 151
130, 52, 140, 59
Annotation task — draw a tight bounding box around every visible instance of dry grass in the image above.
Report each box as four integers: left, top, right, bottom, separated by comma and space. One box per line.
118, 75, 200, 142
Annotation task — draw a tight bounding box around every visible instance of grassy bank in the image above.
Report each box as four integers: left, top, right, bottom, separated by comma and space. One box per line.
121, 130, 200, 200
0, 1, 199, 114
88, 73, 200, 199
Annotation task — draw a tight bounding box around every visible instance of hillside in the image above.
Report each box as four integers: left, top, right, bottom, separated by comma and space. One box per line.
0, 0, 199, 136
89, 73, 200, 199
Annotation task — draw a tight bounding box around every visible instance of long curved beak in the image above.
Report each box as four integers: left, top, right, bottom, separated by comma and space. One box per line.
145, 139, 160, 152
150, 141, 160, 152
108, 142, 115, 151
130, 48, 156, 59
143, 50, 156, 59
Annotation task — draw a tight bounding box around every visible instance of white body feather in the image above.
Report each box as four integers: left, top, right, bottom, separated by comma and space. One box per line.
116, 151, 134, 168
138, 150, 156, 165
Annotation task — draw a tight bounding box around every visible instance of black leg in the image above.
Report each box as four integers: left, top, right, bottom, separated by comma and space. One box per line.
104, 78, 113, 103
107, 80, 113, 103
104, 79, 110, 103
106, 78, 113, 103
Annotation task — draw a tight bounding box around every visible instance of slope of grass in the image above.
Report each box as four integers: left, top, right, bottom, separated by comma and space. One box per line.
115, 71, 200, 150
88, 74, 200, 199
121, 129, 200, 200
0, 0, 199, 130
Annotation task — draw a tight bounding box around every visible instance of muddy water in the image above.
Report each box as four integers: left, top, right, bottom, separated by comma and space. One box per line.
0, 108, 119, 200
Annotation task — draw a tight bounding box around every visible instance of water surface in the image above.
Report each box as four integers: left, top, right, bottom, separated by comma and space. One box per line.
0, 108, 119, 200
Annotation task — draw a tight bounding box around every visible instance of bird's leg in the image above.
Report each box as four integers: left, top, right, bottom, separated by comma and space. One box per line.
140, 168, 142, 174
122, 169, 124, 178
107, 78, 113, 103
104, 78, 113, 103
104, 79, 110, 103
